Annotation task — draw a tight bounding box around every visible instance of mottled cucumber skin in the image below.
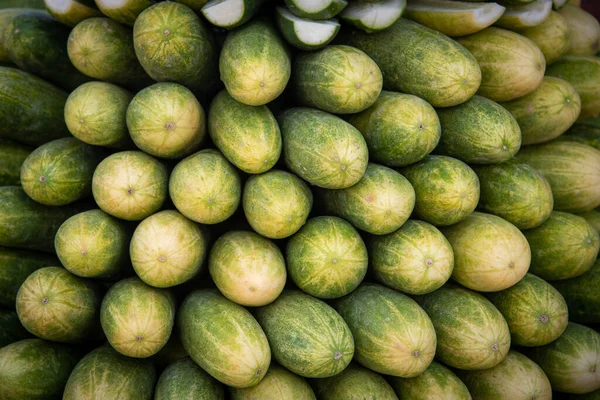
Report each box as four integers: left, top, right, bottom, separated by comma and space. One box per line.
16, 267, 102, 343
3, 12, 91, 91
286, 216, 368, 299
527, 323, 600, 394
63, 344, 156, 400
457, 351, 552, 400
458, 27, 546, 102
401, 155, 480, 227
515, 141, 600, 212
345, 18, 481, 108
100, 277, 176, 358
134, 2, 218, 91
0, 67, 70, 146
96, 0, 154, 26
521, 11, 570, 65
436, 95, 522, 164
243, 169, 313, 239
220, 19, 291, 106
312, 364, 397, 400
208, 89, 281, 174
523, 211, 599, 281
486, 273, 569, 347
0, 186, 90, 253
500, 76, 581, 145
334, 283, 436, 378
552, 259, 600, 324
349, 91, 440, 167
44, 0, 103, 27
254, 290, 354, 379
0, 138, 31, 186
20, 137, 106, 206
293, 45, 382, 114
68, 17, 152, 90
389, 361, 471, 400
546, 56, 600, 120
155, 357, 225, 400
473, 159, 554, 229
230, 364, 315, 400
415, 285, 511, 371
178, 289, 271, 388
278, 107, 368, 189
0, 339, 82, 400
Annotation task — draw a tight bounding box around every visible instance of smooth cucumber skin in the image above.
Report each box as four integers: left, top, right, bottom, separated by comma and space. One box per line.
521, 11, 570, 65
0, 138, 32, 186
63, 344, 156, 400
20, 137, 106, 206
345, 18, 481, 108
0, 66, 70, 147
3, 11, 91, 91
0, 186, 89, 253
0, 338, 81, 400
155, 357, 225, 400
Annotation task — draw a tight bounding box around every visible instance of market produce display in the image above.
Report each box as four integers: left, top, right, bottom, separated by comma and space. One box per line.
1, 0, 600, 398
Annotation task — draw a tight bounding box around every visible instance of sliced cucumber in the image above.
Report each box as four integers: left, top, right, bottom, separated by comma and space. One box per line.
201, 0, 265, 29
340, 0, 406, 33
495, 0, 552, 30
44, 0, 102, 27
95, 0, 153, 26
276, 6, 340, 50
172, 0, 210, 12
553, 0, 568, 9
284, 0, 347, 20
405, 0, 505, 37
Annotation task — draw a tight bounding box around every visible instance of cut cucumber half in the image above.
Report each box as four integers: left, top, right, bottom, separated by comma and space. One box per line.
95, 0, 153, 26
201, 0, 265, 29
276, 6, 340, 50
284, 0, 347, 20
405, 0, 505, 37
44, 0, 102, 26
172, 0, 209, 12
553, 0, 568, 9
495, 0, 552, 30
340, 0, 406, 33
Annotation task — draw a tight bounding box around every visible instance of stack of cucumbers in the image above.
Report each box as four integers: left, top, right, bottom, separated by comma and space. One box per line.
1, 0, 600, 398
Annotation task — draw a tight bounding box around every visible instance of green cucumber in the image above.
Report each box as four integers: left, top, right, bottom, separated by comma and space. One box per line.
285, 0, 346, 19
275, 6, 340, 51
0, 310, 32, 348
95, 0, 154, 26
0, 138, 31, 186
312, 363, 398, 400
3, 11, 91, 91
155, 357, 225, 400
201, 0, 266, 29
230, 364, 315, 400
43, 0, 102, 27
339, 0, 405, 32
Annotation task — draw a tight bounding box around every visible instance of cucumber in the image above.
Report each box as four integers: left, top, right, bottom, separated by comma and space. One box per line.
284, 0, 347, 19
43, 0, 102, 27
201, 0, 266, 29
339, 0, 405, 33
521, 11, 570, 65
0, 138, 32, 186
0, 246, 58, 308
0, 67, 70, 147
275, 7, 340, 51
3, 11, 91, 91
0, 8, 43, 63
20, 137, 106, 206
495, 0, 553, 30
0, 310, 32, 348
68, 17, 152, 90
0, 186, 89, 253
95, 0, 154, 26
